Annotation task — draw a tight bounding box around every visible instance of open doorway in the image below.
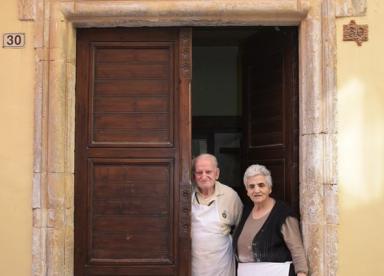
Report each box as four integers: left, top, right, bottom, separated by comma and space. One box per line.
192, 27, 299, 212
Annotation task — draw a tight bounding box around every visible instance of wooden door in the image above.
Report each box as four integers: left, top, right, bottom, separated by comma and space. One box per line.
241, 27, 299, 213
75, 28, 192, 276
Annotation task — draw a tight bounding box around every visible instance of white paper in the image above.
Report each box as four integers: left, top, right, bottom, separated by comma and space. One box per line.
238, 261, 292, 276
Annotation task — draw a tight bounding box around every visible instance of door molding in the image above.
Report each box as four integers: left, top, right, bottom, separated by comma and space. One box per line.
31, 1, 338, 275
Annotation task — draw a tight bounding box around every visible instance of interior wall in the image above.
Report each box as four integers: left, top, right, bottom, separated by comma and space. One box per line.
0, 0, 34, 275
337, 0, 384, 274
192, 46, 240, 116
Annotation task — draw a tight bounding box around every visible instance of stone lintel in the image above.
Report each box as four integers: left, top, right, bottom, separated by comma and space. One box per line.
63, 0, 310, 27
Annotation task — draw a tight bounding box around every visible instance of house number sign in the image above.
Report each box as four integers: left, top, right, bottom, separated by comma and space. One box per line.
3, 33, 25, 48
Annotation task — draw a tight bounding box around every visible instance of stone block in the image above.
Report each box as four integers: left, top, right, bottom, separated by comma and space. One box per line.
56, 0, 75, 44
324, 224, 338, 276
47, 228, 65, 276
33, 59, 49, 175
300, 181, 324, 224
322, 133, 338, 184
47, 60, 67, 173
324, 183, 339, 225
302, 223, 324, 276
48, 208, 65, 229
47, 173, 65, 209
33, 173, 42, 209
18, 0, 36, 21
64, 208, 74, 276
66, 25, 76, 65
33, 208, 43, 228
300, 134, 325, 183
64, 173, 74, 210
32, 227, 45, 276
65, 62, 76, 174
336, 0, 367, 17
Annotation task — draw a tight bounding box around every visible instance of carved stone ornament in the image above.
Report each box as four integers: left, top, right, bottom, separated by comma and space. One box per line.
343, 20, 368, 46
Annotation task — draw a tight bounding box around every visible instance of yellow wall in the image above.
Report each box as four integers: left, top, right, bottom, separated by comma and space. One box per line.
0, 0, 34, 275
337, 0, 384, 275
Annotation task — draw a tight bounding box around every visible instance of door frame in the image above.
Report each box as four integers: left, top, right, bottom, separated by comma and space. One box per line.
31, 1, 338, 275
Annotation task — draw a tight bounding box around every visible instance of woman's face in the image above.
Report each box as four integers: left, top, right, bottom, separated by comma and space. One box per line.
245, 175, 272, 204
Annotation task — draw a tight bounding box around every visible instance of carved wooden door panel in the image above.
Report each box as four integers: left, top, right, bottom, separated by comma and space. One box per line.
75, 28, 192, 276
242, 27, 299, 213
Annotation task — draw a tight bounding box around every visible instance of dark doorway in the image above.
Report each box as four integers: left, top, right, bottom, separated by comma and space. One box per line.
192, 27, 299, 213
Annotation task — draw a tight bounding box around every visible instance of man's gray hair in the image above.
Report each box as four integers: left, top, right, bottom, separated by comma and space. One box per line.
243, 164, 273, 188
191, 153, 218, 172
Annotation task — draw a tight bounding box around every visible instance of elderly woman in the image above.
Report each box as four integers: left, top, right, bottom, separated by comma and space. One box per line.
233, 164, 308, 276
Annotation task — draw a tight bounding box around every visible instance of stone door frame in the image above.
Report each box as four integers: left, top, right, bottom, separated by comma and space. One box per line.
27, 0, 348, 275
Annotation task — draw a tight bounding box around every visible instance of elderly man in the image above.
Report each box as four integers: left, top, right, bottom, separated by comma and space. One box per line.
191, 153, 243, 276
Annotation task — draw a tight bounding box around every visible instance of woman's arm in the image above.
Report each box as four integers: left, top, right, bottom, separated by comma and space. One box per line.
281, 216, 308, 275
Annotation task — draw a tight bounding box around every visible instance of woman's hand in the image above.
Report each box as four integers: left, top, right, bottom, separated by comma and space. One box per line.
297, 272, 307, 276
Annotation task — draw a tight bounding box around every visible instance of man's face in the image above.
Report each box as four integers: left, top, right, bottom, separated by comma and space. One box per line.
193, 157, 220, 191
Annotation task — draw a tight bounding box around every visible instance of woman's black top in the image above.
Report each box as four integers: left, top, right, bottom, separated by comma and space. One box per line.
233, 200, 297, 275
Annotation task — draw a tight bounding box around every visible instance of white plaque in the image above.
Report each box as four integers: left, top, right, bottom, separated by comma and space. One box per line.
3, 33, 25, 48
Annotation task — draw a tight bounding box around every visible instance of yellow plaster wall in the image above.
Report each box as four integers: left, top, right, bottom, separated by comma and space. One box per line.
337, 0, 384, 275
0, 0, 34, 275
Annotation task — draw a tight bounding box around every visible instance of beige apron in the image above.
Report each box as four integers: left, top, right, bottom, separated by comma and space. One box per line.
238, 261, 292, 276
191, 197, 235, 276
